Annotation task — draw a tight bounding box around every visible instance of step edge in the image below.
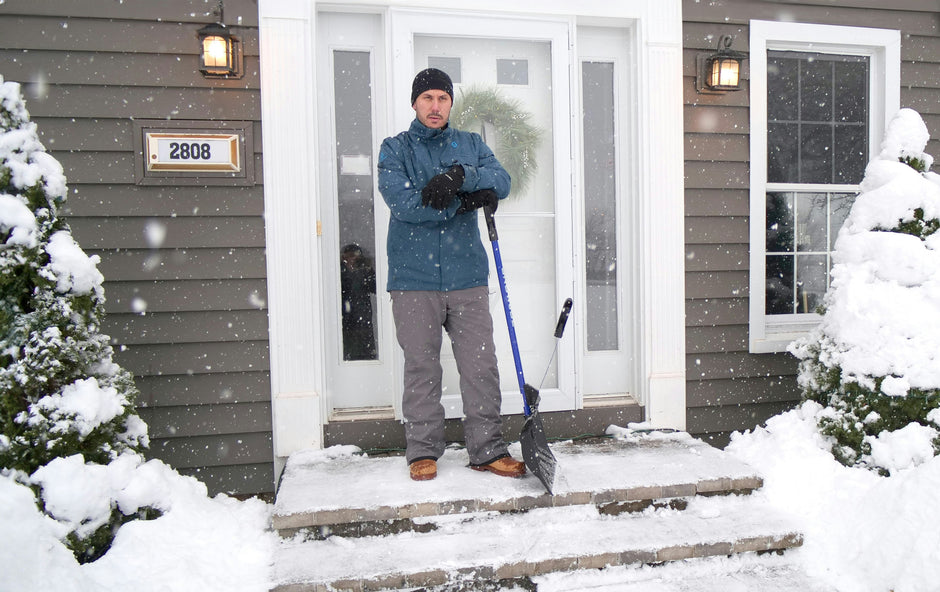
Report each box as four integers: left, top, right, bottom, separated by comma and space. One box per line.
271, 475, 764, 533
272, 531, 803, 592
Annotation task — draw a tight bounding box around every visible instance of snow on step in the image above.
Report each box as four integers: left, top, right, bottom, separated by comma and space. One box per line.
273, 434, 763, 532
534, 554, 836, 592
272, 492, 802, 592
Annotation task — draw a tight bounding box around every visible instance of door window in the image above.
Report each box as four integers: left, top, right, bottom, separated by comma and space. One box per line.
333, 50, 379, 361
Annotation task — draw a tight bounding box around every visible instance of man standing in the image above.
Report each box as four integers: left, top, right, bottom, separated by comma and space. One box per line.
378, 68, 526, 482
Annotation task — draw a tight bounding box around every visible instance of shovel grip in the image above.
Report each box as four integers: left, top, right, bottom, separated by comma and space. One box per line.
484, 204, 498, 241
554, 298, 573, 338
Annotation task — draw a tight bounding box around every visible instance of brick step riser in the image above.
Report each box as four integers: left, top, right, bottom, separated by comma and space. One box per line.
280, 494, 723, 540
272, 533, 803, 592
273, 477, 763, 537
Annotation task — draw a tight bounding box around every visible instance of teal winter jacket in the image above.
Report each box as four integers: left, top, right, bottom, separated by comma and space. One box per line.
378, 119, 511, 292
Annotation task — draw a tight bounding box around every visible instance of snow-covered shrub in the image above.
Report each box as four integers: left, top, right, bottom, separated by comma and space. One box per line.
0, 77, 156, 562
790, 108, 940, 474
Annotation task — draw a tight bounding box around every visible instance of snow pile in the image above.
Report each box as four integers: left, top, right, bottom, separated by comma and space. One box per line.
727, 402, 940, 592
1, 455, 276, 592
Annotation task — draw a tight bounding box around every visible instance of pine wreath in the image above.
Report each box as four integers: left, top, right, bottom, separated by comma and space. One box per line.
451, 86, 543, 198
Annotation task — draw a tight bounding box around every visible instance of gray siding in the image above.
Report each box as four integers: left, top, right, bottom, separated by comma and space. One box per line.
0, 0, 271, 495
683, 0, 940, 445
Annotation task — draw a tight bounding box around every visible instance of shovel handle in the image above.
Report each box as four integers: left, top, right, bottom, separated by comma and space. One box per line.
554, 298, 573, 338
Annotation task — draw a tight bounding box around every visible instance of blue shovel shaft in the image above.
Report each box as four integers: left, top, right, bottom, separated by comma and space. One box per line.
484, 205, 532, 417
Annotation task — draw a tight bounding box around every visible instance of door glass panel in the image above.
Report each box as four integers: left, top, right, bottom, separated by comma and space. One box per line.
333, 50, 378, 361
582, 61, 619, 351
414, 35, 557, 401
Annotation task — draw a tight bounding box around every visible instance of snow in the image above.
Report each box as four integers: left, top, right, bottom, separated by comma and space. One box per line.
1, 455, 277, 592
0, 193, 38, 247
3, 409, 938, 591
726, 402, 940, 592
29, 377, 126, 439
43, 230, 105, 296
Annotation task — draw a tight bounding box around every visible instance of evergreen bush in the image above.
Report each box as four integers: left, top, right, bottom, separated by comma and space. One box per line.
790, 109, 940, 474
0, 77, 156, 562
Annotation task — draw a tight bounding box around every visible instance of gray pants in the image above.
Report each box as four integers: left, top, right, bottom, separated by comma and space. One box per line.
391, 287, 509, 465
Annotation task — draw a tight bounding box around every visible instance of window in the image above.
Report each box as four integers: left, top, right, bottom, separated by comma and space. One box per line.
748, 21, 900, 353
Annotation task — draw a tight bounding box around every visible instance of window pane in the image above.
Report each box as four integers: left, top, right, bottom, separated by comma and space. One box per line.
766, 192, 794, 253
768, 122, 799, 183
829, 193, 854, 249
796, 193, 828, 252
497, 58, 529, 85
834, 60, 868, 123
800, 58, 832, 122
800, 123, 832, 183
582, 61, 618, 351
834, 125, 867, 184
768, 56, 799, 121
428, 56, 462, 83
766, 255, 794, 315
796, 254, 827, 313
334, 50, 378, 361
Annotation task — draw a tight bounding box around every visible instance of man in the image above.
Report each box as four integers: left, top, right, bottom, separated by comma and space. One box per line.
377, 67, 526, 482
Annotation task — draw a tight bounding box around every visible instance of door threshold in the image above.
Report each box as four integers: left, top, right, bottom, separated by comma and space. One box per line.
583, 393, 639, 409
330, 406, 397, 422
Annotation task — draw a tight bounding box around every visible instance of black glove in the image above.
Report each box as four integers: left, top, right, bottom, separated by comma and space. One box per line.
456, 189, 498, 214
421, 164, 465, 210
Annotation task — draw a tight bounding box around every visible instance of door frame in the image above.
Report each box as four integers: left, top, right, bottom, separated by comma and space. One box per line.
389, 9, 577, 420
259, 0, 686, 479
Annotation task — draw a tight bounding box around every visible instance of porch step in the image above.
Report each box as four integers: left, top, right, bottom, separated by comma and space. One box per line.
272, 433, 764, 535
271, 432, 805, 591
272, 493, 802, 592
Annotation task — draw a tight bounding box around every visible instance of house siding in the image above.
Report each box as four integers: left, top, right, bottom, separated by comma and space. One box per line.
0, 0, 271, 495
683, 0, 940, 445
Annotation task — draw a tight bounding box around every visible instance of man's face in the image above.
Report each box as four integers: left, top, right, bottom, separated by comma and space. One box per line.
412, 90, 452, 129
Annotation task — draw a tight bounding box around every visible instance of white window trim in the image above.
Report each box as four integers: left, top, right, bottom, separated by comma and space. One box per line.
748, 20, 900, 354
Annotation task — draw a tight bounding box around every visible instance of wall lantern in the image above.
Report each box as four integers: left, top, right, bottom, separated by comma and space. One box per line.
197, 0, 243, 79
695, 35, 746, 93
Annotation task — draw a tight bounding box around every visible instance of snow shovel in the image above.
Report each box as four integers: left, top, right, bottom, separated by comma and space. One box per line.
484, 205, 569, 494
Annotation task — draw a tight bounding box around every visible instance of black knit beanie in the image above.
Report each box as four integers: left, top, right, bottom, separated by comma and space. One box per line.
411, 68, 454, 105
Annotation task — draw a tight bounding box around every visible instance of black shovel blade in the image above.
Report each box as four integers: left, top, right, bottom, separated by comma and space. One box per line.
521, 408, 556, 494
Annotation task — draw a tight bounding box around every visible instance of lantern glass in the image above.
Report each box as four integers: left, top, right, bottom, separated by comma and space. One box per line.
202, 35, 231, 69
709, 57, 740, 89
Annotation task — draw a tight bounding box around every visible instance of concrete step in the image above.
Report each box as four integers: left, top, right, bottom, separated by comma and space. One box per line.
273, 434, 764, 537
272, 492, 803, 592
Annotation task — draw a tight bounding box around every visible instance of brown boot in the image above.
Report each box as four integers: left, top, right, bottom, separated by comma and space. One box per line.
470, 455, 526, 478
409, 458, 437, 481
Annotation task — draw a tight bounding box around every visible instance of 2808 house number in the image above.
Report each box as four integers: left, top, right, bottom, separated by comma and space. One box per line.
145, 132, 241, 172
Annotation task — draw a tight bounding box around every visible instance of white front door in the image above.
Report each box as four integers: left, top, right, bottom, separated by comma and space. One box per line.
408, 27, 576, 417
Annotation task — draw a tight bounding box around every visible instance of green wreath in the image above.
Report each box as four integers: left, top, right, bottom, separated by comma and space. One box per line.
451, 86, 543, 198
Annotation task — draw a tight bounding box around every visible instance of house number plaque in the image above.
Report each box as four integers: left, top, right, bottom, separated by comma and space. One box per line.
145, 132, 241, 172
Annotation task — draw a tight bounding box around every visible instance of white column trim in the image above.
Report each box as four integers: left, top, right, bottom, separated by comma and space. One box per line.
259, 0, 324, 474
636, 10, 686, 430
